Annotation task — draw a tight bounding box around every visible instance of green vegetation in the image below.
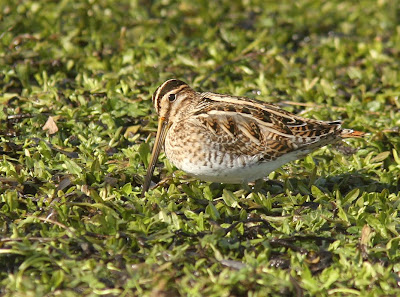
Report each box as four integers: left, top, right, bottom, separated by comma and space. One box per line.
1, 0, 400, 296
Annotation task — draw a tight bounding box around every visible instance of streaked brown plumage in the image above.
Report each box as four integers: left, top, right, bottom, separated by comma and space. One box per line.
142, 79, 364, 196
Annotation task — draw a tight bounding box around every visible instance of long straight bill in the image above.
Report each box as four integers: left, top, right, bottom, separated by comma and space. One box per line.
141, 118, 169, 197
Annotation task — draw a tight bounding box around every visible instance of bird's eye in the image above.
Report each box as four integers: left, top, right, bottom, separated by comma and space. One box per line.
168, 94, 176, 101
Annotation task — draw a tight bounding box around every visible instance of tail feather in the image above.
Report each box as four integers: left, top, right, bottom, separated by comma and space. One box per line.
341, 129, 366, 138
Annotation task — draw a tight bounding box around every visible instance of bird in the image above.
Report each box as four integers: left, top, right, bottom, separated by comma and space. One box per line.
141, 79, 364, 197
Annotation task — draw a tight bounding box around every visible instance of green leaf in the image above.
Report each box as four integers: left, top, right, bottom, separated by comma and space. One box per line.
206, 203, 220, 220
63, 159, 82, 175
342, 188, 360, 206
222, 189, 240, 208
370, 151, 390, 163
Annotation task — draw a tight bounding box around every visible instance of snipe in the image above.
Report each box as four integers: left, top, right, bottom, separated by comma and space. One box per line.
142, 79, 364, 196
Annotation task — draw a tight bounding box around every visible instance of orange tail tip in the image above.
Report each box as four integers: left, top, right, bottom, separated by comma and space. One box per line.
341, 129, 366, 138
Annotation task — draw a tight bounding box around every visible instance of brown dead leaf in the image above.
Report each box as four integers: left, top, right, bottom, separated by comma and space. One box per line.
43, 116, 58, 134
360, 224, 372, 246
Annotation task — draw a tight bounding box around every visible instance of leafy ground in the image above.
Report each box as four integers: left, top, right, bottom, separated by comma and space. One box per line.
1, 0, 400, 296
